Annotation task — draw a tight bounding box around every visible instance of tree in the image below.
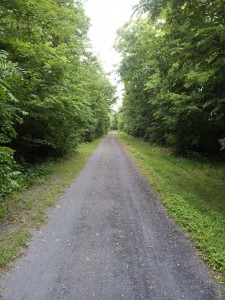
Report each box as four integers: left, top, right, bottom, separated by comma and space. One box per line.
116, 0, 225, 156
0, 0, 116, 201
0, 50, 24, 201
0, 0, 115, 160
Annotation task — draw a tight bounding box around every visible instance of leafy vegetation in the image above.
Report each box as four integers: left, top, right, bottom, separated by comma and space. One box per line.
0, 1, 115, 203
118, 132, 225, 281
110, 111, 119, 130
116, 0, 225, 157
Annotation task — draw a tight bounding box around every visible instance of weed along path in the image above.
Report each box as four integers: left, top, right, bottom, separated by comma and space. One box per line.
0, 132, 224, 300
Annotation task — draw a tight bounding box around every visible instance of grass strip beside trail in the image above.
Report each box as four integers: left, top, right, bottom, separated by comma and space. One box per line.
0, 139, 100, 270
117, 132, 225, 281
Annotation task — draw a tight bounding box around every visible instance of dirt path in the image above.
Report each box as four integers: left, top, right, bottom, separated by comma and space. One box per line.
1, 133, 224, 299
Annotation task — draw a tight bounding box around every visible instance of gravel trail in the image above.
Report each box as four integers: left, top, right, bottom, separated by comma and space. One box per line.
1, 132, 224, 300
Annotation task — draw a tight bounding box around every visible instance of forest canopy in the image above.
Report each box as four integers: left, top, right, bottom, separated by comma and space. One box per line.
116, 0, 225, 156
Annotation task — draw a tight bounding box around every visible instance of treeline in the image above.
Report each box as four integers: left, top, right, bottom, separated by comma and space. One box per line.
0, 0, 115, 200
116, 0, 225, 156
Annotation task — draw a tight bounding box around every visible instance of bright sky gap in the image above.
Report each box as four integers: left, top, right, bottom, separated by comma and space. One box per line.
84, 0, 139, 109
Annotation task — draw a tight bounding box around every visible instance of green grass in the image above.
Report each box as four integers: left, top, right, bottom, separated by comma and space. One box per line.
117, 132, 225, 281
0, 139, 100, 269
0, 229, 30, 268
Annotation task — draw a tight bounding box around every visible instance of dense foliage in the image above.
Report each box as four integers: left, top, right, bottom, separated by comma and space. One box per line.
116, 0, 225, 156
0, 0, 115, 201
